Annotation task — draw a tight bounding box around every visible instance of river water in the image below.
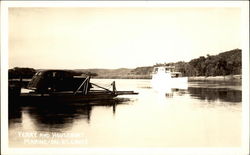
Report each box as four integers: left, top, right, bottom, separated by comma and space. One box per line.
8, 79, 242, 147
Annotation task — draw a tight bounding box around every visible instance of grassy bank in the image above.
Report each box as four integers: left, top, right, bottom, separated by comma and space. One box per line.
94, 74, 151, 79
188, 75, 241, 82
94, 75, 242, 81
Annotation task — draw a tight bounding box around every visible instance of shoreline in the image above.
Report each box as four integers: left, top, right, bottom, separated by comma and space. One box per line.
9, 74, 242, 82
93, 74, 242, 82
188, 75, 242, 82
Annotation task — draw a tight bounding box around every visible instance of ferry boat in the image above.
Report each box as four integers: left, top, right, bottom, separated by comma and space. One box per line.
151, 66, 188, 91
9, 70, 138, 104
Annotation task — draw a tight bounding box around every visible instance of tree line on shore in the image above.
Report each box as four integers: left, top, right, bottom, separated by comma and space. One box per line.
9, 67, 36, 79
8, 49, 241, 79
131, 48, 242, 77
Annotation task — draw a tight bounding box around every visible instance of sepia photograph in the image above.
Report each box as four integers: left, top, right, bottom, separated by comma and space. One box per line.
1, 1, 249, 155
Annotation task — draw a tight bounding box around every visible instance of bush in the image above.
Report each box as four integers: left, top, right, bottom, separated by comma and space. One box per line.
9, 67, 36, 79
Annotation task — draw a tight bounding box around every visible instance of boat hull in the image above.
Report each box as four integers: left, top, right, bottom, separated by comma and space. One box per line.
151, 75, 188, 91
9, 92, 118, 105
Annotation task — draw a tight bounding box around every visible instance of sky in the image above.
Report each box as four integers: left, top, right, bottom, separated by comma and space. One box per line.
8, 7, 241, 69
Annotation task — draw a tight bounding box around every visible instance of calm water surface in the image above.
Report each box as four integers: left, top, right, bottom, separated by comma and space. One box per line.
9, 79, 242, 147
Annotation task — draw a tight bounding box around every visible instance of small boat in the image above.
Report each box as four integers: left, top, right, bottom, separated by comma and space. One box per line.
9, 70, 138, 104
151, 66, 188, 91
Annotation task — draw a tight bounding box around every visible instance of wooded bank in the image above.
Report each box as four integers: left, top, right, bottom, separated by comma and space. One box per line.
9, 49, 242, 80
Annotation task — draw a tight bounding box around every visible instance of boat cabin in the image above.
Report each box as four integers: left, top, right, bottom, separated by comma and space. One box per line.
152, 66, 175, 74
152, 66, 183, 78
27, 70, 91, 93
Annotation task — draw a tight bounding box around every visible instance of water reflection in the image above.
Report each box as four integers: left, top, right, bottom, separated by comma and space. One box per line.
9, 104, 22, 124
8, 80, 242, 147
154, 81, 242, 104
9, 99, 128, 132
188, 87, 241, 103
27, 104, 91, 131
164, 88, 187, 98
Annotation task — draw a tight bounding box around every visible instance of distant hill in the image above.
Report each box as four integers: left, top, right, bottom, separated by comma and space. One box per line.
83, 49, 241, 78
9, 49, 241, 79
74, 68, 152, 79
75, 68, 134, 79
129, 48, 241, 77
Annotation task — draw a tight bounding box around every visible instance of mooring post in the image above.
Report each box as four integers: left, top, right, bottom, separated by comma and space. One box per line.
112, 81, 116, 93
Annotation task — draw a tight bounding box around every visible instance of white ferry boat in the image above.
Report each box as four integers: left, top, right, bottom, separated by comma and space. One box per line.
151, 66, 188, 91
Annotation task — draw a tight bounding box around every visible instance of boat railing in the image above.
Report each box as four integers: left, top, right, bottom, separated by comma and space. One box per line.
73, 76, 117, 95
91, 81, 116, 94
73, 76, 90, 95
